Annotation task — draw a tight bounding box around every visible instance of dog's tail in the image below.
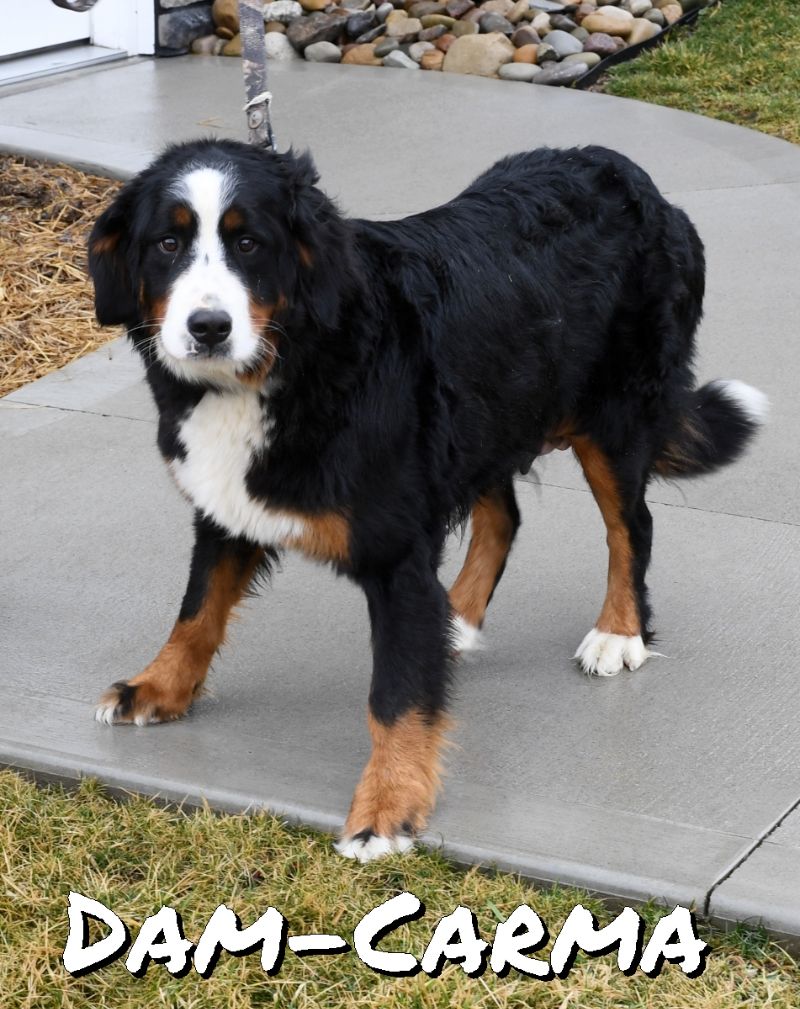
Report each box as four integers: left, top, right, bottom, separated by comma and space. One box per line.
654, 380, 768, 479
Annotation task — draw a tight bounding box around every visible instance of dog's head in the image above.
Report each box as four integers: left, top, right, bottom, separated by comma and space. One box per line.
89, 140, 350, 386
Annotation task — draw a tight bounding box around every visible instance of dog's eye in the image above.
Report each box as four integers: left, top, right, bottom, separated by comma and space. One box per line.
237, 236, 257, 255
158, 236, 179, 255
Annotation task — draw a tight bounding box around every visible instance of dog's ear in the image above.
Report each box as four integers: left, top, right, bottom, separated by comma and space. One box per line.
88, 182, 140, 326
284, 150, 352, 332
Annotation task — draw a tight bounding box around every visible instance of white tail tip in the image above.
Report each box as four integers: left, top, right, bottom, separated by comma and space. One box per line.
712, 379, 769, 424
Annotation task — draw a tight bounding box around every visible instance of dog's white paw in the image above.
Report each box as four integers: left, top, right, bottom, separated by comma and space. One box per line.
94, 699, 162, 727
574, 628, 651, 677
334, 832, 415, 863
94, 698, 121, 725
450, 614, 484, 654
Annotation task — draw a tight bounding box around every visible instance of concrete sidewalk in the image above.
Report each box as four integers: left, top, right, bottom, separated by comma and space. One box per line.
2, 56, 799, 939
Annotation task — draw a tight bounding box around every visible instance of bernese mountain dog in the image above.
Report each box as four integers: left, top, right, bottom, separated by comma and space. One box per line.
89, 139, 766, 861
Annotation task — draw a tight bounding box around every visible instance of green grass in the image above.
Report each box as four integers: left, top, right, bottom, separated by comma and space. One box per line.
605, 0, 800, 145
1, 770, 798, 1007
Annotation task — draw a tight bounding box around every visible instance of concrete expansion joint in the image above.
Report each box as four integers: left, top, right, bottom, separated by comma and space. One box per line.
519, 474, 800, 531
702, 793, 800, 918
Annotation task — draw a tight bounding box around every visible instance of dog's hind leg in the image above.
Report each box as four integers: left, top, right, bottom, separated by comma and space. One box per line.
96, 513, 268, 725
337, 547, 452, 861
571, 434, 654, 677
448, 480, 520, 653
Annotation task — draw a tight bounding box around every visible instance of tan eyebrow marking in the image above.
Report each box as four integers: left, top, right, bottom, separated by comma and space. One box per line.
222, 207, 245, 232
171, 204, 192, 228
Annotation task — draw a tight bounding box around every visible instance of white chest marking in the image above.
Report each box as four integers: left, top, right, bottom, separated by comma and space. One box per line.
171, 389, 306, 546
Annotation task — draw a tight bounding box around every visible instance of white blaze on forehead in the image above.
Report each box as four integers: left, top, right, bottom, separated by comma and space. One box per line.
158, 164, 261, 377
172, 166, 236, 259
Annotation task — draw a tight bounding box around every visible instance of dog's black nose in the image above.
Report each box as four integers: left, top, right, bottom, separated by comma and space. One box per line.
187, 309, 232, 347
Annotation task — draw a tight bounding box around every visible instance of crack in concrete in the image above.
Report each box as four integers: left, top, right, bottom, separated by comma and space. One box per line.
3, 399, 155, 424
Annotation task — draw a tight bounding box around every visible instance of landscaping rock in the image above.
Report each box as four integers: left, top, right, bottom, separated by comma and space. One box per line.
408, 0, 446, 17
355, 24, 386, 42
479, 13, 514, 34
562, 49, 599, 65
530, 0, 566, 11
300, 0, 328, 10
498, 61, 539, 80
159, 8, 214, 50
265, 31, 301, 57
622, 0, 652, 14
545, 28, 584, 55
574, 3, 596, 22
511, 25, 540, 46
442, 31, 514, 75
191, 34, 225, 54
262, 1, 303, 24
536, 41, 558, 62
287, 10, 347, 50
446, 0, 475, 16
211, 0, 238, 34
376, 2, 394, 21
508, 0, 529, 24
421, 13, 456, 26
346, 11, 377, 38
627, 16, 660, 42
582, 30, 618, 55
660, 3, 682, 23
513, 43, 538, 62
386, 15, 423, 36
265, 21, 287, 33
644, 8, 666, 25
420, 48, 445, 67
419, 24, 447, 40
383, 48, 420, 66
531, 12, 552, 34
409, 39, 436, 60
342, 41, 383, 62
533, 59, 588, 83
581, 6, 634, 35
550, 15, 578, 31
304, 39, 342, 60
435, 32, 457, 50
480, 0, 515, 14
374, 37, 400, 54
222, 33, 242, 55
451, 19, 478, 34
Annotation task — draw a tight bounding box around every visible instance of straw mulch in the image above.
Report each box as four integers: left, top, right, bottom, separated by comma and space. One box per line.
0, 155, 122, 398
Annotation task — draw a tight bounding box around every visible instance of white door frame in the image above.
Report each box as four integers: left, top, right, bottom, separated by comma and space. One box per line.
90, 0, 154, 55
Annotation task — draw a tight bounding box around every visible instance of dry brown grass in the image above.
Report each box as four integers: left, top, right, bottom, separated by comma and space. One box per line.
0, 155, 121, 398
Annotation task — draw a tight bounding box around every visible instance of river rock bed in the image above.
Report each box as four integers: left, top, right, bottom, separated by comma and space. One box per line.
193, 0, 709, 84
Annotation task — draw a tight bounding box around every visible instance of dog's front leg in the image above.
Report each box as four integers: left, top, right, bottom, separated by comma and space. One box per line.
337, 555, 452, 861
96, 513, 266, 726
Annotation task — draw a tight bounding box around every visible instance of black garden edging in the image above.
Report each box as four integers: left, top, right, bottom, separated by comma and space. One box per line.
574, 6, 701, 90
